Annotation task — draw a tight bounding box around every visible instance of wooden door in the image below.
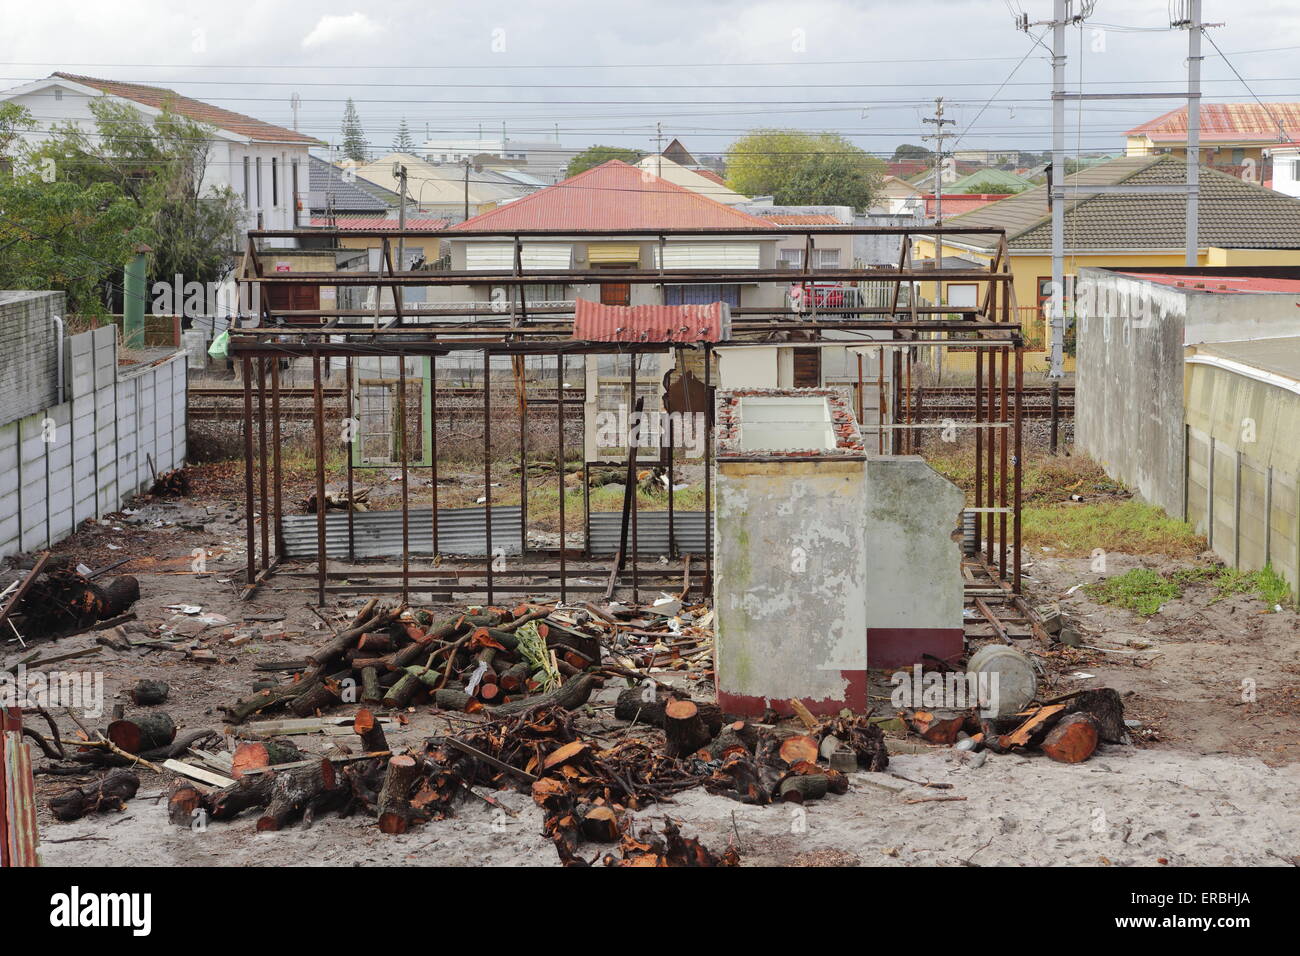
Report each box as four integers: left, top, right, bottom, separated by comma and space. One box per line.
793, 348, 821, 388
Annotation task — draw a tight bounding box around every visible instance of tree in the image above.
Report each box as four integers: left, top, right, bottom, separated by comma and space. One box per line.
725, 130, 886, 209
29, 99, 242, 298
565, 145, 644, 178
341, 98, 368, 162
0, 173, 149, 316
0, 101, 36, 163
393, 117, 415, 153
892, 143, 931, 161
959, 178, 1027, 195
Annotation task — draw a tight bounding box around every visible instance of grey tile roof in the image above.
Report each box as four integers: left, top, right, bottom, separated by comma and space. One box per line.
946, 155, 1300, 252
307, 156, 403, 214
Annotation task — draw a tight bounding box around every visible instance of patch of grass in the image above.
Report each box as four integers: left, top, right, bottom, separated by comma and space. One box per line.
1086, 568, 1181, 616
1023, 499, 1205, 557
1089, 562, 1296, 617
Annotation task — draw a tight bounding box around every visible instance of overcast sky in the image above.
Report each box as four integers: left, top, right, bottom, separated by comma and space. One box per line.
3, 0, 1299, 158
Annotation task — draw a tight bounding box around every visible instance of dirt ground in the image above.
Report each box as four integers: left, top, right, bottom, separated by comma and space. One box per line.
7, 472, 1299, 868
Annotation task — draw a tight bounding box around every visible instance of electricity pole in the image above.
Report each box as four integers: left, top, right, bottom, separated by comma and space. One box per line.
922, 97, 956, 249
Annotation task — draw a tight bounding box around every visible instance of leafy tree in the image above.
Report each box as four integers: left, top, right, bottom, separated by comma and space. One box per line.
29, 99, 242, 297
393, 117, 415, 153
892, 143, 931, 161
725, 130, 886, 209
959, 177, 1027, 195
341, 98, 368, 162
565, 145, 644, 178
0, 173, 148, 316
0, 101, 36, 164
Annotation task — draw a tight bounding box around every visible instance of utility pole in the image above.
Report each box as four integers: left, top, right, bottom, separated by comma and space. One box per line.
921, 96, 956, 245
463, 159, 471, 221
656, 122, 663, 177
394, 162, 408, 326
290, 93, 301, 132
1019, 1, 1204, 452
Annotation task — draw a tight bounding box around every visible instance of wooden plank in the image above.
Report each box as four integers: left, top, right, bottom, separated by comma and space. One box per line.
161, 759, 236, 789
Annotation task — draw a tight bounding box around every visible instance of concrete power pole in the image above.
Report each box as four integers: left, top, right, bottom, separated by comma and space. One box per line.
1176, 0, 1204, 266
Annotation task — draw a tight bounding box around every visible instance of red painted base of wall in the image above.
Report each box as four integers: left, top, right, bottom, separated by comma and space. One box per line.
867, 627, 964, 670
717, 670, 867, 717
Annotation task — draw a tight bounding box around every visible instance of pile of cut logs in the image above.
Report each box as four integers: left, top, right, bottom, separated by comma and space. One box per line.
903, 687, 1128, 763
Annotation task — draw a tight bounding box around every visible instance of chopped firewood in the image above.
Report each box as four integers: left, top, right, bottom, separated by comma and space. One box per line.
150, 466, 190, 496
579, 805, 620, 843
777, 734, 820, 766
167, 779, 205, 827
49, 769, 140, 821
256, 759, 342, 832
1041, 713, 1100, 763
907, 710, 968, 745
603, 818, 739, 868
377, 755, 422, 834
613, 685, 724, 735
353, 709, 389, 754
999, 704, 1067, 750
788, 698, 819, 731
779, 773, 830, 803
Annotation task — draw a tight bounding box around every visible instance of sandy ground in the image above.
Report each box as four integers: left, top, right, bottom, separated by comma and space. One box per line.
7, 480, 1300, 868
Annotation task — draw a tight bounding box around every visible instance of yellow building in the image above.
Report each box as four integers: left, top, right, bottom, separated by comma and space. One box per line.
912, 155, 1300, 374
1124, 103, 1300, 179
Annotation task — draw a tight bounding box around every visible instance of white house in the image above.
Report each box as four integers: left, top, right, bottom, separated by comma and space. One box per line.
0, 72, 324, 245
1267, 146, 1300, 198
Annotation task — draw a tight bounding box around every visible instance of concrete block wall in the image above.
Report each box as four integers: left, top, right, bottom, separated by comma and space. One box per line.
0, 291, 63, 426
0, 319, 187, 561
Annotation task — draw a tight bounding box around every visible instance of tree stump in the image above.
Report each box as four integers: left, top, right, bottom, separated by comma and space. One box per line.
664, 699, 712, 758
1041, 713, 1100, 763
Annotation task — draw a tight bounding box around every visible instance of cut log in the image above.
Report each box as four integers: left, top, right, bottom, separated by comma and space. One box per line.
377, 755, 421, 834
288, 676, 342, 718
778, 734, 820, 766
129, 679, 169, 706
353, 708, 389, 753
491, 672, 597, 717
1063, 688, 1126, 744
49, 769, 141, 821
664, 699, 712, 758
1041, 713, 1100, 764
999, 703, 1067, 750
222, 668, 323, 724
101, 575, 141, 616
382, 672, 423, 709
907, 710, 967, 745
361, 666, 382, 704
231, 740, 305, 780
778, 774, 830, 804
306, 607, 402, 670
209, 772, 277, 821
167, 779, 205, 828
612, 686, 724, 735
256, 759, 341, 832
709, 721, 756, 760
106, 712, 176, 754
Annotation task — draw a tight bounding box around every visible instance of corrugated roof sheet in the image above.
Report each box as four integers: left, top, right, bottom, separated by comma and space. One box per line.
946, 155, 1300, 251
572, 298, 729, 343
451, 161, 775, 231
1127, 103, 1300, 146
52, 72, 324, 145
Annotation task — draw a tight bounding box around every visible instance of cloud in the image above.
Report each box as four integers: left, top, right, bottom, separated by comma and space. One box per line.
302, 12, 382, 49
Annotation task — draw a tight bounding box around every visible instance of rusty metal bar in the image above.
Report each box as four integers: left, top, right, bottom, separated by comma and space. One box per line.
703, 344, 713, 596
999, 344, 1010, 581
257, 357, 270, 570
431, 355, 439, 562
345, 356, 356, 561
557, 350, 566, 605
631, 354, 639, 604
242, 357, 257, 586
1014, 345, 1024, 593
271, 358, 284, 559
973, 343, 983, 555
985, 344, 997, 567
312, 354, 328, 606
483, 349, 494, 606
398, 353, 410, 606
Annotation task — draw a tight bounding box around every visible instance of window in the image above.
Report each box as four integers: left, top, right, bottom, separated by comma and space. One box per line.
255, 157, 263, 208
242, 157, 250, 207
271, 157, 278, 207
779, 248, 804, 269
813, 248, 840, 270
53, 87, 63, 101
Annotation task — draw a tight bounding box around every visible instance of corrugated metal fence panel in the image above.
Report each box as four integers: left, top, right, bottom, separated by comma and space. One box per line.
0, 423, 18, 556
587, 510, 712, 557
280, 506, 523, 560
46, 403, 73, 544
18, 413, 47, 553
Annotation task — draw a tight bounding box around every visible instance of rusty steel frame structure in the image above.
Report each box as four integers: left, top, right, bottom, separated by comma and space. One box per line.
231, 225, 1026, 615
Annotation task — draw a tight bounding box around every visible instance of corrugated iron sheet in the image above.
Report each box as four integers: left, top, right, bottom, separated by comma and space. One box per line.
573, 299, 729, 343
281, 506, 522, 559
587, 510, 712, 556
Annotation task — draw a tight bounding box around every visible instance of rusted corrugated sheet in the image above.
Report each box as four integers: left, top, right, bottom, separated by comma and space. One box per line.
1, 708, 40, 867
1128, 103, 1300, 145
572, 299, 729, 343
281, 506, 522, 559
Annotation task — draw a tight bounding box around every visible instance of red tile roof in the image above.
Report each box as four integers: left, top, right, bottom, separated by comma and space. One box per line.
309, 216, 450, 230
572, 299, 729, 343
52, 72, 325, 146
451, 161, 774, 231
1118, 271, 1300, 294
1126, 103, 1300, 146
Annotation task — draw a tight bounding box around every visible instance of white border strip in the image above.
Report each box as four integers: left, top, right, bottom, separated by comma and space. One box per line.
1186, 353, 1300, 396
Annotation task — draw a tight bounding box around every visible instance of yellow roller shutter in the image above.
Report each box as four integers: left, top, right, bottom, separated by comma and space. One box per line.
587, 242, 641, 265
